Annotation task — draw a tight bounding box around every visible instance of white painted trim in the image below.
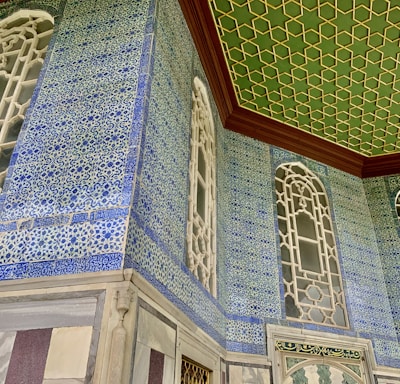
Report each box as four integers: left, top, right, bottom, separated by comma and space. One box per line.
225, 351, 271, 367
374, 368, 400, 381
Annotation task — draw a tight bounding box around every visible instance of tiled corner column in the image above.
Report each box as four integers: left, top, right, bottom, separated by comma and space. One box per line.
224, 134, 280, 355
0, 0, 157, 279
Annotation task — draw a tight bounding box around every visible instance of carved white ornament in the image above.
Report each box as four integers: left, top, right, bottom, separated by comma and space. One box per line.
0, 10, 53, 190
187, 77, 216, 296
275, 162, 348, 327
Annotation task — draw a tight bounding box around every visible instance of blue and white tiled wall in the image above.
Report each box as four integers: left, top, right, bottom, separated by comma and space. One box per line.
124, 0, 400, 367
223, 133, 279, 354
331, 169, 400, 367
125, 0, 227, 346
0, 0, 154, 278
364, 175, 400, 364
0, 0, 399, 370
268, 149, 400, 368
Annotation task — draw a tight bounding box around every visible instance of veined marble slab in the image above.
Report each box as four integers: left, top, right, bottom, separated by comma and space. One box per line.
0, 297, 97, 331
0, 332, 16, 384
44, 326, 93, 380
136, 307, 176, 358
43, 379, 84, 383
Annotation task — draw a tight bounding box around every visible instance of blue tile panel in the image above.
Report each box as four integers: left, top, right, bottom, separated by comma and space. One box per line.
125, 0, 227, 347
221, 132, 281, 355
364, 176, 400, 345
331, 169, 400, 367
0, 213, 127, 277
0, 0, 153, 275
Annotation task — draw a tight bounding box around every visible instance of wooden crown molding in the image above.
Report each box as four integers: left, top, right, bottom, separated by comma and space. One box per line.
362, 153, 400, 178
226, 106, 365, 177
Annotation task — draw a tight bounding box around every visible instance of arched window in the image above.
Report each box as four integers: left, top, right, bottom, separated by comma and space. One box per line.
395, 191, 400, 219
275, 162, 348, 327
0, 10, 54, 191
187, 77, 216, 296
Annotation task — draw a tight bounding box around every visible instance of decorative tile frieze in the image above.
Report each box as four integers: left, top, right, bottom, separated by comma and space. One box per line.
275, 341, 361, 360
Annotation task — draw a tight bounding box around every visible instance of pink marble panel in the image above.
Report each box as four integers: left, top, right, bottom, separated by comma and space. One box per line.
5, 328, 52, 384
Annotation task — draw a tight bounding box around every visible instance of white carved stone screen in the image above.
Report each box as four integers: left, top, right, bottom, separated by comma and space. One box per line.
396, 191, 400, 219
275, 162, 348, 327
181, 356, 210, 384
0, 10, 54, 191
187, 77, 216, 296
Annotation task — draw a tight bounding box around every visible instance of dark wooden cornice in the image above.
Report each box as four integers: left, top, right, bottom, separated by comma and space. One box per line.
179, 0, 400, 178
226, 106, 365, 177
362, 153, 400, 178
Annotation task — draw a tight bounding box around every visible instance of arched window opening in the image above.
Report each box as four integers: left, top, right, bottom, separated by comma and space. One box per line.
0, 10, 54, 191
395, 191, 400, 219
187, 77, 216, 296
275, 162, 348, 328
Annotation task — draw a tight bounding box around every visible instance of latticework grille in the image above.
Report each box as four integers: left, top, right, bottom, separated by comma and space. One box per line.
181, 357, 210, 384
187, 77, 216, 296
0, 11, 53, 190
276, 162, 348, 327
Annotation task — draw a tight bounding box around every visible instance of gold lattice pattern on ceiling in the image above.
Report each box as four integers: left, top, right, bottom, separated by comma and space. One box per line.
209, 0, 400, 156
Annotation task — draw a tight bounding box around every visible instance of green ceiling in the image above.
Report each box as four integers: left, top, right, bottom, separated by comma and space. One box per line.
209, 0, 400, 156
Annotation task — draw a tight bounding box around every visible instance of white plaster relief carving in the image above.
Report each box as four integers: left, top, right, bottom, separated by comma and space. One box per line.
275, 162, 348, 327
0, 10, 53, 191
187, 77, 217, 296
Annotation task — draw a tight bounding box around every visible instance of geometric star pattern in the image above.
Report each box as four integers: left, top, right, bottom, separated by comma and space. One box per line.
210, 0, 400, 156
